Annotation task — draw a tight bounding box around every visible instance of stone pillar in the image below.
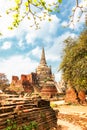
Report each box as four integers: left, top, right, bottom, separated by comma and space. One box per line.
78, 90, 86, 103
65, 87, 78, 103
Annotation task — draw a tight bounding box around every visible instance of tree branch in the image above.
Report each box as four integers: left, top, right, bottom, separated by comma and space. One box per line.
76, 0, 78, 7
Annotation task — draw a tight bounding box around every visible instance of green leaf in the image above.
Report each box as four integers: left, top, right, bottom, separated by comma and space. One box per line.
58, 0, 62, 3
33, 0, 37, 2
26, 7, 29, 11
24, 1, 29, 7
8, 26, 13, 30
48, 18, 51, 21
15, 0, 21, 4
6, 10, 9, 14
0, 32, 2, 36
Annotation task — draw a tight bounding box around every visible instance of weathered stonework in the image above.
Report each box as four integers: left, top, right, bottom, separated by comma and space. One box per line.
9, 48, 57, 98
9, 73, 37, 94
65, 87, 78, 103
0, 94, 58, 130
78, 90, 86, 103
12, 76, 19, 83
36, 48, 57, 98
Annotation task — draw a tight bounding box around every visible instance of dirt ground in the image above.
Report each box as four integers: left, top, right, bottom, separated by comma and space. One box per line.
51, 101, 87, 130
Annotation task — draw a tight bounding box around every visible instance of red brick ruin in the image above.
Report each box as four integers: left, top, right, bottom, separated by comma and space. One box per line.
9, 48, 57, 98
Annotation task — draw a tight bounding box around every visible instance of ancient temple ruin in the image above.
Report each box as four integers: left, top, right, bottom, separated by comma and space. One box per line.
36, 48, 54, 86
36, 48, 57, 98
9, 48, 57, 98
0, 93, 58, 130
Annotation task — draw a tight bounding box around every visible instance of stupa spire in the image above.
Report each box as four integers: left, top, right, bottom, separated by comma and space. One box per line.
40, 48, 47, 65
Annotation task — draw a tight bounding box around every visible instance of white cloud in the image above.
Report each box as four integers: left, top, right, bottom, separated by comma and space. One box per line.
80, 0, 87, 8
1, 41, 12, 50
61, 21, 68, 27
18, 39, 25, 49
0, 31, 77, 83
25, 15, 60, 45
38, 15, 60, 37
31, 46, 41, 57
0, 1, 61, 82
0, 0, 18, 38
0, 0, 86, 39
44, 0, 58, 4
46, 32, 77, 62
61, 0, 87, 30
26, 32, 38, 45
0, 0, 80, 83
0, 55, 38, 82
0, 0, 60, 42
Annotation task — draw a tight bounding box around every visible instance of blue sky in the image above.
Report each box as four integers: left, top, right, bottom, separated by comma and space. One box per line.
0, 0, 86, 82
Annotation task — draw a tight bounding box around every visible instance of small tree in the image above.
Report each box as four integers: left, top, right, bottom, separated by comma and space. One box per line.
59, 29, 87, 92
0, 73, 9, 91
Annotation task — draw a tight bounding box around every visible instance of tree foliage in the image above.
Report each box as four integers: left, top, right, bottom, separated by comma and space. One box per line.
4, 0, 86, 30
6, 0, 62, 30
59, 29, 87, 92
0, 73, 9, 91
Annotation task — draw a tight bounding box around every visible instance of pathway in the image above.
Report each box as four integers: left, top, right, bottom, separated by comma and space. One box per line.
51, 100, 87, 130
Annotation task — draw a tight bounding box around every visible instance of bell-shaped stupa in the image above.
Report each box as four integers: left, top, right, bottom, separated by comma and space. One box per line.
36, 48, 57, 98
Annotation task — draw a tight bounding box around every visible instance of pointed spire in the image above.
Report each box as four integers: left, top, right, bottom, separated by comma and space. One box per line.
40, 48, 47, 65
